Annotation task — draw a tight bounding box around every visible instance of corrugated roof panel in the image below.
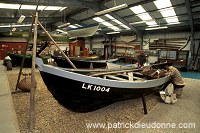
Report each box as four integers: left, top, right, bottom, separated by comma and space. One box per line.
174, 6, 187, 15
0, 9, 16, 17
125, 16, 142, 23
73, 9, 95, 21
114, 8, 134, 17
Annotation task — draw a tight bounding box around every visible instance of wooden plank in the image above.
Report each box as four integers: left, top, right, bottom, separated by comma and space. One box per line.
117, 73, 144, 80
105, 75, 128, 81
89, 68, 143, 77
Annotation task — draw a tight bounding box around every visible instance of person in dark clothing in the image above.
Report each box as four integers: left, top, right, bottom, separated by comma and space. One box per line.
137, 51, 146, 67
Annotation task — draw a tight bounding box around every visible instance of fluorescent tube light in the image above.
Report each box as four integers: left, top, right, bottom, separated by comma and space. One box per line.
107, 31, 120, 34
95, 3, 128, 16
58, 23, 70, 28
56, 29, 68, 34
0, 3, 20, 9
21, 5, 46, 10
130, 21, 145, 25
146, 21, 157, 26
44, 6, 63, 10
167, 22, 181, 25
0, 24, 34, 28
74, 24, 82, 27
17, 15, 25, 23
68, 25, 78, 28
145, 26, 167, 30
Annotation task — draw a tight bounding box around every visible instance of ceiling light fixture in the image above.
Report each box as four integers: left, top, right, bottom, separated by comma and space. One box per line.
145, 26, 167, 30
107, 31, 120, 34
56, 29, 68, 34
130, 19, 156, 25
58, 23, 70, 28
17, 15, 26, 23
59, 7, 67, 12
95, 3, 128, 16
11, 27, 16, 32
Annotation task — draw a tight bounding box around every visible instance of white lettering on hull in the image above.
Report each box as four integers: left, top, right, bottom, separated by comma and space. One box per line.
82, 83, 110, 92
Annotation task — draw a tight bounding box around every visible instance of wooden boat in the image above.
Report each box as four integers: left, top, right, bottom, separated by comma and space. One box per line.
67, 24, 99, 38
36, 57, 170, 113
5, 42, 48, 67
52, 56, 119, 68
7, 52, 32, 67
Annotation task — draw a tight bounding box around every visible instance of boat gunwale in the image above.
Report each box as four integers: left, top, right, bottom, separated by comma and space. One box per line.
38, 62, 170, 89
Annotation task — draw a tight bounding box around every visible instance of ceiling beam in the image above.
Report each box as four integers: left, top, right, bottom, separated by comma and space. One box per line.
185, 0, 195, 49
185, 0, 194, 33
0, 17, 60, 23
0, 0, 97, 8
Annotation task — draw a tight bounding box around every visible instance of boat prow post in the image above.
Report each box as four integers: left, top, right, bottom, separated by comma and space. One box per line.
36, 57, 43, 70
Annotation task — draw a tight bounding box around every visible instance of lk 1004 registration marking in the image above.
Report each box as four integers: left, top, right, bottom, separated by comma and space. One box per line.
82, 83, 110, 92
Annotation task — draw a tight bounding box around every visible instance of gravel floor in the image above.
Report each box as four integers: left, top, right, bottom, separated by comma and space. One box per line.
7, 68, 159, 133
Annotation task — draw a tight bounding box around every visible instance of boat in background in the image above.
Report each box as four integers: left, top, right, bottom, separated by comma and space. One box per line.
52, 56, 119, 68
36, 57, 170, 113
67, 24, 99, 38
6, 52, 32, 67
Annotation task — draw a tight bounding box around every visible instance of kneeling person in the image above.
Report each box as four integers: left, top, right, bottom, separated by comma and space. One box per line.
165, 64, 185, 98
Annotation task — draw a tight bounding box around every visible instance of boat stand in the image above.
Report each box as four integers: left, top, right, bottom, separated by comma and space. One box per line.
142, 94, 148, 114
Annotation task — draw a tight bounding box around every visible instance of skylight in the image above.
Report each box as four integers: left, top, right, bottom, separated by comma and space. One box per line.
102, 22, 113, 27
104, 14, 130, 30
121, 25, 130, 30
137, 13, 152, 21
130, 5, 146, 14
93, 17, 105, 23
93, 17, 122, 31
165, 17, 179, 23
154, 0, 179, 24
109, 26, 121, 31
153, 0, 172, 9
159, 8, 176, 17
105, 14, 114, 20
130, 5, 157, 26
